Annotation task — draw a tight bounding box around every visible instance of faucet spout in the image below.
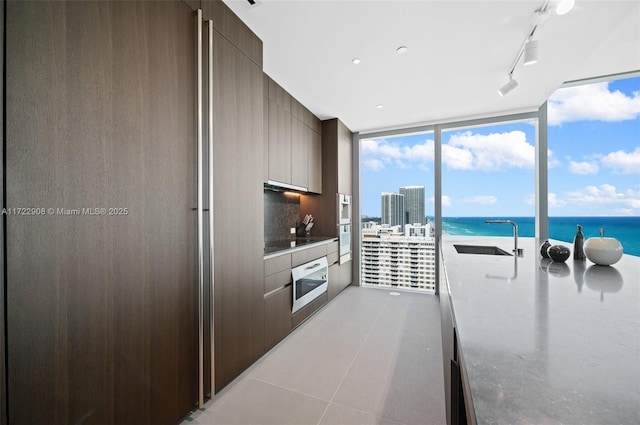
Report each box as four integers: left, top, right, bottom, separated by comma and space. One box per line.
485, 220, 522, 255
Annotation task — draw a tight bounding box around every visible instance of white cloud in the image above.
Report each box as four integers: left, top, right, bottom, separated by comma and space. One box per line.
430, 195, 452, 207
528, 186, 640, 213
525, 192, 566, 208
442, 144, 474, 170
363, 131, 536, 172
548, 82, 640, 126
601, 147, 640, 174
569, 160, 599, 175
565, 184, 640, 210
460, 195, 497, 205
446, 131, 535, 170
547, 193, 566, 208
364, 158, 385, 171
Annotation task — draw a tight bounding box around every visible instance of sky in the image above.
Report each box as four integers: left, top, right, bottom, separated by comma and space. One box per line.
360, 76, 640, 217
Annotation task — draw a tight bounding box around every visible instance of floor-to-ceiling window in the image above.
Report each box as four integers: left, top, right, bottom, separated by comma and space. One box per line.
546, 75, 640, 257
360, 131, 435, 292
441, 119, 537, 239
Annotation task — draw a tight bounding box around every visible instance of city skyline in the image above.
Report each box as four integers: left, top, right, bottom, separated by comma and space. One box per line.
360, 76, 640, 217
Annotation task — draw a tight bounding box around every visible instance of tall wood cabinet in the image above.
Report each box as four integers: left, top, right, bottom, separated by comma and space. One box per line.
202, 0, 266, 393
4, 1, 197, 423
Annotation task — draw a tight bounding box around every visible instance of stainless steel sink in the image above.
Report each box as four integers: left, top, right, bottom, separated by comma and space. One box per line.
454, 244, 512, 256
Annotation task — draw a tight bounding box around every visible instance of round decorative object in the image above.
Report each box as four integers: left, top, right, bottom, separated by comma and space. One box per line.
540, 240, 551, 258
547, 244, 570, 262
584, 228, 623, 266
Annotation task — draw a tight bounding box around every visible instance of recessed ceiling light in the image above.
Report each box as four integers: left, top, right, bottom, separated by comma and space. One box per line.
555, 0, 575, 15
352, 58, 361, 65
396, 46, 408, 54
376, 104, 384, 109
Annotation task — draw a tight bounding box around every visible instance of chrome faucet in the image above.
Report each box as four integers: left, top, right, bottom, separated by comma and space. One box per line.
485, 220, 523, 256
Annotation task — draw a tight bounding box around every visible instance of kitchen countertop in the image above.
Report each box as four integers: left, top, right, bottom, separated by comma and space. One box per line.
264, 236, 338, 258
441, 236, 640, 425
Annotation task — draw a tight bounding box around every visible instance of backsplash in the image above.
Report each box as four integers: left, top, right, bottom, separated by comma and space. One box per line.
264, 190, 300, 242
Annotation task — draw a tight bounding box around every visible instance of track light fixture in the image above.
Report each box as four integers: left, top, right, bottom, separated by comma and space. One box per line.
523, 39, 539, 65
497, 1, 552, 96
498, 78, 519, 97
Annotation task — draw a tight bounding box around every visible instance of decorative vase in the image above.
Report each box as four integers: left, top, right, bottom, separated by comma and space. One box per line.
547, 244, 571, 262
540, 240, 551, 258
584, 228, 623, 266
573, 224, 585, 260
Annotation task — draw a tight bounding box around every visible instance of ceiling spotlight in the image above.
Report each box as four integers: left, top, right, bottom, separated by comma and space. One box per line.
352, 58, 361, 65
523, 39, 539, 65
396, 46, 408, 54
376, 104, 384, 109
555, 0, 575, 15
498, 78, 518, 97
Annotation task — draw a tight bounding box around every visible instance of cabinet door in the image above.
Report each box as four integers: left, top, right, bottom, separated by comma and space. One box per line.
213, 29, 265, 392
337, 120, 353, 195
268, 99, 292, 184
291, 118, 308, 188
328, 264, 340, 301
308, 128, 322, 194
5, 1, 196, 423
264, 286, 293, 350
339, 261, 353, 291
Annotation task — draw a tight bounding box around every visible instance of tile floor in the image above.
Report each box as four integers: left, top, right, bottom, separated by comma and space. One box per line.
183, 286, 446, 425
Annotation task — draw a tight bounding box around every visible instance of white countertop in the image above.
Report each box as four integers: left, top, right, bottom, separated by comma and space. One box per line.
441, 236, 640, 425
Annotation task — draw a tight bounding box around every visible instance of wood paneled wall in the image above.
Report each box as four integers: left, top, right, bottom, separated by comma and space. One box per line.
4, 1, 196, 423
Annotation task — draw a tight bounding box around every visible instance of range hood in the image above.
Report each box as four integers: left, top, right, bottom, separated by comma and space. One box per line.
265, 180, 308, 193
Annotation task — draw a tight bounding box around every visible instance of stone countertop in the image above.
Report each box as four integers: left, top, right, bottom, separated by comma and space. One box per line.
264, 236, 338, 259
441, 236, 640, 425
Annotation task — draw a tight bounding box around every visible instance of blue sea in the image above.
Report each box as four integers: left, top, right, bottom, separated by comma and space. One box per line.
441, 216, 640, 257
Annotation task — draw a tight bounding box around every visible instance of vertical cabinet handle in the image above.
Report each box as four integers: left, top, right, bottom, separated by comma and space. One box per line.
208, 18, 215, 399
196, 8, 204, 410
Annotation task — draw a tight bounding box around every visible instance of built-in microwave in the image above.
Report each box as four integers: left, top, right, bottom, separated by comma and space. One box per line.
291, 256, 328, 314
337, 193, 352, 225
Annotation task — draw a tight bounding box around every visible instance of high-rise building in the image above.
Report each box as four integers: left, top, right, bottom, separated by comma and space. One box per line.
381, 192, 405, 230
400, 186, 425, 225
361, 223, 436, 291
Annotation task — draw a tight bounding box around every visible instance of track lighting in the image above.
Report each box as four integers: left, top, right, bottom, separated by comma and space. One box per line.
555, 0, 575, 15
498, 78, 519, 97
523, 39, 539, 65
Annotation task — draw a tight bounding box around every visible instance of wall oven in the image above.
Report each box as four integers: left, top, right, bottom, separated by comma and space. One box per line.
339, 224, 351, 264
291, 256, 329, 314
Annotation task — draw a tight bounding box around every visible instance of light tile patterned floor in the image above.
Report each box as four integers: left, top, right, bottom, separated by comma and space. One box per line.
182, 286, 446, 425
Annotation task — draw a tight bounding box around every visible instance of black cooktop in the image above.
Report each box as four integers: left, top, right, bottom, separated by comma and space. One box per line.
264, 237, 334, 255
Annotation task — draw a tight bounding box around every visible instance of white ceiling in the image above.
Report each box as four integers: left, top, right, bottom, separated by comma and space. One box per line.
223, 0, 640, 134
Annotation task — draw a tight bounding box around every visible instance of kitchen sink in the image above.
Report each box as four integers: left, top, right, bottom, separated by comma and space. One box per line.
454, 244, 512, 256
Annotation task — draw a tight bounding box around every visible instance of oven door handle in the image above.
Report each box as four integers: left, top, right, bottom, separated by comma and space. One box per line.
305, 263, 322, 270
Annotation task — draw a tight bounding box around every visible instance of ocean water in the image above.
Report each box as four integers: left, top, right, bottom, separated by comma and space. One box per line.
441, 216, 640, 257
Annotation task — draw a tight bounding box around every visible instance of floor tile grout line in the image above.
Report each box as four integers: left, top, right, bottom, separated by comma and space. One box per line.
248, 376, 333, 404
315, 290, 393, 425
328, 400, 408, 425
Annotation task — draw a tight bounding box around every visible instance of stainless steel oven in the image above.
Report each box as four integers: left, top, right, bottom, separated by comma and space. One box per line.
339, 224, 351, 264
291, 256, 328, 314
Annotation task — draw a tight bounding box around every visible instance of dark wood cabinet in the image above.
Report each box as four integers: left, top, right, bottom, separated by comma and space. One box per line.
308, 127, 323, 194
202, 0, 262, 67
5, 1, 196, 423
211, 28, 265, 392
264, 74, 322, 192
328, 264, 340, 301
264, 286, 293, 350
268, 96, 292, 184
300, 118, 353, 238
291, 118, 308, 188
